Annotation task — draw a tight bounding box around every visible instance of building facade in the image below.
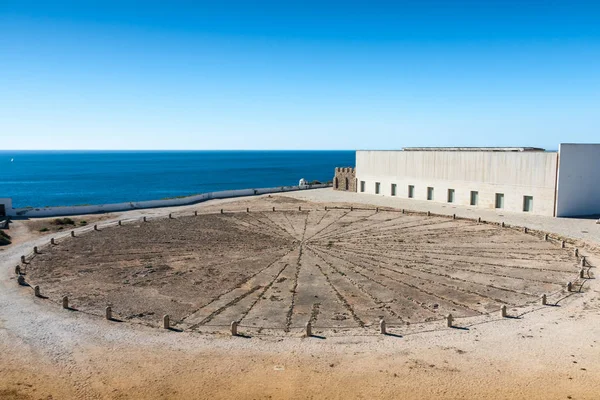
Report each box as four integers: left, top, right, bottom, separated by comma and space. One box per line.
353, 144, 600, 217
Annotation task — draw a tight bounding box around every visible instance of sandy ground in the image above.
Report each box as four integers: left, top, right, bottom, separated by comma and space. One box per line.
1, 189, 599, 399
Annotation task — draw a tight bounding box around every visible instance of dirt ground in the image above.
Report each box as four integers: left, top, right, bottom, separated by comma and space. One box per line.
1, 193, 599, 399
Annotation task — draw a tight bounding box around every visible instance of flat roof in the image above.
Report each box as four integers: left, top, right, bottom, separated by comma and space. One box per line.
401, 147, 546, 152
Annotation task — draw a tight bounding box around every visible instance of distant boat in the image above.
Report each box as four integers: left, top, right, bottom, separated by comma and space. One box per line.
10, 158, 14, 162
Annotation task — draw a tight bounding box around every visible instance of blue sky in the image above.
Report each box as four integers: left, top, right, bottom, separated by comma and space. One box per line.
1, 1, 599, 150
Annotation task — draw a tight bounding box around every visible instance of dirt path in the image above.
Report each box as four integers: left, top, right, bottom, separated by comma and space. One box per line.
1, 194, 599, 399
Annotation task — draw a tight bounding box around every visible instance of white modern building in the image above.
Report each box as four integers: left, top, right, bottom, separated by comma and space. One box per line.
355, 143, 600, 217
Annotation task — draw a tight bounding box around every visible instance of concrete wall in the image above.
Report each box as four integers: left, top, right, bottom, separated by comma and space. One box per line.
356, 150, 559, 216
4, 184, 330, 218
556, 144, 600, 217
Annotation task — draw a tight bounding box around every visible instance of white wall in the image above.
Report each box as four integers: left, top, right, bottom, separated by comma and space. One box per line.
5, 184, 330, 218
556, 143, 600, 217
356, 150, 559, 216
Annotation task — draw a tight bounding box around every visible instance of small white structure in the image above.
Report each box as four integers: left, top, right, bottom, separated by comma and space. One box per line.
0, 198, 12, 217
355, 144, 600, 217
299, 178, 308, 187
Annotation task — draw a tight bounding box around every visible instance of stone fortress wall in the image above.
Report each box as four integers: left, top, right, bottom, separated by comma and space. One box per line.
333, 167, 357, 192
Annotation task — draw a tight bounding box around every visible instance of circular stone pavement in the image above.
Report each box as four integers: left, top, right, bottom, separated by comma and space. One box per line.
26, 209, 580, 333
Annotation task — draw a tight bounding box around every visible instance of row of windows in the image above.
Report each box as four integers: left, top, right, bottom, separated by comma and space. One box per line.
361, 181, 534, 212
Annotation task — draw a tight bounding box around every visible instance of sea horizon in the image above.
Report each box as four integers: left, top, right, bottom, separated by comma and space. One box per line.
0, 150, 355, 208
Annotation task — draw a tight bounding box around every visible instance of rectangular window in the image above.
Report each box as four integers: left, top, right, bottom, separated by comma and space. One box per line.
360, 181, 365, 192
447, 189, 455, 203
495, 193, 504, 209
523, 195, 533, 212
408, 185, 414, 198
375, 182, 380, 194
470, 191, 479, 206
391, 184, 397, 196
427, 187, 434, 200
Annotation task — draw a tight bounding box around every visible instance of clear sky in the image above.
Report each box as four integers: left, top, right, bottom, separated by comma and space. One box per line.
1, 1, 599, 150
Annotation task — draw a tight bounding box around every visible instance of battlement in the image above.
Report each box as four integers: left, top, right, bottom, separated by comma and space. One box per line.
333, 167, 357, 192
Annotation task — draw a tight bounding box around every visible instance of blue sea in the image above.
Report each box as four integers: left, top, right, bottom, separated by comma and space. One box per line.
0, 151, 355, 208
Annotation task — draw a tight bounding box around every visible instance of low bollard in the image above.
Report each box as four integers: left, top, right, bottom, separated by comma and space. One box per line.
231, 321, 238, 336
446, 314, 453, 328
169, 213, 173, 219
580, 269, 585, 279
94, 225, 98, 231
163, 315, 170, 329
51, 238, 56, 245
62, 296, 69, 309
566, 282, 572, 292
324, 206, 327, 211
402, 209, 405, 214
376, 207, 379, 213
221, 209, 224, 214
501, 222, 505, 228
478, 217, 481, 223
71, 231, 75, 237
34, 285, 41, 297
350, 206, 353, 211
305, 322, 312, 337
33, 246, 39, 254
17, 275, 25, 286
118, 220, 122, 226
143, 216, 147, 222
561, 240, 565, 248
501, 305, 507, 318
379, 319, 386, 335
452, 214, 456, 220
106, 306, 112, 320
427, 211, 431, 216
194, 211, 198, 216
541, 294, 547, 305
544, 234, 549, 241
523, 227, 528, 233
21, 255, 26, 264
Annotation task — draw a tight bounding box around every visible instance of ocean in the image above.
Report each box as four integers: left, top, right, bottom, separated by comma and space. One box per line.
0, 151, 355, 208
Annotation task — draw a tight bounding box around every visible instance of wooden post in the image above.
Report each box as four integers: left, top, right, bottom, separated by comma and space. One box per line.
305, 322, 312, 337
299, 206, 302, 211
501, 305, 507, 318
376, 207, 379, 213
580, 257, 586, 267
324, 206, 327, 211
561, 240, 565, 248
273, 207, 275, 212
523, 227, 528, 233
163, 315, 170, 329
427, 211, 431, 216
34, 285, 41, 297
143, 216, 147, 222
15, 265, 20, 275
452, 214, 456, 220
478, 217, 481, 223
33, 246, 39, 254
501, 222, 505, 228
51, 238, 56, 245
169, 213, 173, 219
566, 282, 572, 292
231, 321, 238, 336
62, 296, 69, 309
21, 255, 26, 264
574, 248, 579, 258
106, 306, 112, 320
541, 294, 547, 306
17, 275, 25, 286
221, 209, 224, 214
446, 314, 453, 328
544, 234, 549, 241
350, 206, 353, 211
71, 230, 75, 237
194, 211, 198, 216
379, 319, 386, 335
580, 269, 585, 279
94, 225, 98, 231
402, 209, 405, 214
